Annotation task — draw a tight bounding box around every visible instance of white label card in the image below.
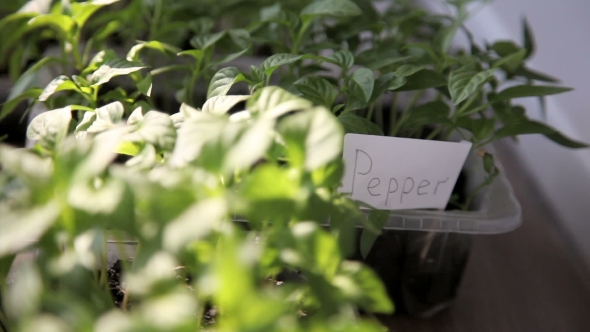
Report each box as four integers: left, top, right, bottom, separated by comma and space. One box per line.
340, 134, 472, 210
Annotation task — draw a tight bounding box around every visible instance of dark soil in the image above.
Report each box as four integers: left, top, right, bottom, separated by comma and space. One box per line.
101, 260, 306, 327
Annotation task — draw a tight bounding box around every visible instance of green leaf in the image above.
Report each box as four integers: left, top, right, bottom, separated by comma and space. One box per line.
38, 75, 82, 101
71, 0, 120, 28
492, 40, 521, 58
338, 112, 383, 135
292, 222, 341, 277
74, 111, 96, 139
278, 106, 344, 170
213, 46, 251, 66
347, 68, 375, 109
26, 106, 72, 151
494, 119, 588, 148
387, 75, 407, 91
514, 67, 559, 83
0, 88, 42, 121
247, 86, 313, 118
190, 31, 225, 50
125, 111, 176, 151
328, 50, 355, 70
393, 64, 425, 77
261, 53, 303, 76
163, 198, 227, 253
170, 114, 227, 167
338, 261, 394, 313
493, 49, 526, 72
359, 210, 389, 259
448, 66, 495, 105
8, 56, 62, 100
81, 49, 119, 77
294, 77, 336, 108
301, 0, 362, 19
491, 85, 572, 102
395, 70, 446, 91
239, 164, 299, 222
544, 132, 588, 149
127, 40, 181, 61
28, 14, 76, 36
522, 17, 535, 59
456, 117, 495, 141
208, 67, 246, 98
402, 100, 451, 130
115, 141, 142, 156
87, 101, 124, 133
369, 73, 394, 103
202, 95, 250, 115
137, 73, 152, 96
366, 55, 414, 70
220, 118, 275, 173
89, 58, 146, 86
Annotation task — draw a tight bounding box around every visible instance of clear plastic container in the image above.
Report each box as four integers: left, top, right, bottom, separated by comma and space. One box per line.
363, 146, 522, 234
7, 149, 521, 319
350, 146, 522, 318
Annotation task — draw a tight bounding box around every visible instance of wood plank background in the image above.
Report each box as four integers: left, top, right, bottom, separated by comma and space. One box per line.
379, 143, 590, 331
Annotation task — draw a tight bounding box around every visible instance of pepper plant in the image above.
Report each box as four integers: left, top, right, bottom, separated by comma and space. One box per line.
1, 83, 394, 330
0, 0, 587, 329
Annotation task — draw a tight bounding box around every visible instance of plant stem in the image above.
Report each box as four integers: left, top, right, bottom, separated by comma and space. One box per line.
390, 91, 424, 136
122, 289, 130, 311
186, 57, 203, 106
462, 179, 491, 211
366, 102, 375, 120
148, 0, 163, 41
291, 19, 312, 54
387, 93, 398, 134
425, 126, 444, 140
71, 39, 84, 72
99, 233, 108, 288
455, 91, 480, 117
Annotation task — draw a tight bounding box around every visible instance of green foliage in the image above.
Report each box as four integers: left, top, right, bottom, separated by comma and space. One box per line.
1, 86, 391, 331
0, 0, 586, 330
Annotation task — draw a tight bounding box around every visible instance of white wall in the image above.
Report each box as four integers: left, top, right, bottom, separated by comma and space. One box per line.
451, 0, 590, 267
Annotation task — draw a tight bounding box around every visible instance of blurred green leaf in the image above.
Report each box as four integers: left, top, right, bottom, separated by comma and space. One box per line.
0, 202, 60, 257
261, 53, 303, 76
202, 95, 249, 115
329, 50, 355, 70
448, 66, 495, 105
28, 14, 76, 36
0, 88, 42, 121
394, 64, 425, 77
294, 77, 336, 108
279, 106, 344, 171
89, 58, 146, 86
395, 70, 446, 91
338, 112, 383, 135
491, 85, 572, 102
248, 86, 313, 118
359, 209, 388, 259
27, 106, 72, 151
208, 67, 246, 98
38, 75, 82, 102
301, 0, 362, 19
87, 102, 124, 133
337, 261, 394, 313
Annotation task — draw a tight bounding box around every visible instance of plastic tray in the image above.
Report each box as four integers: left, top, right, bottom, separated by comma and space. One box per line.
356, 145, 522, 234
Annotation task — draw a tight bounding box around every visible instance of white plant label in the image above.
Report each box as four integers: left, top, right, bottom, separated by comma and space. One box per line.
340, 134, 472, 210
